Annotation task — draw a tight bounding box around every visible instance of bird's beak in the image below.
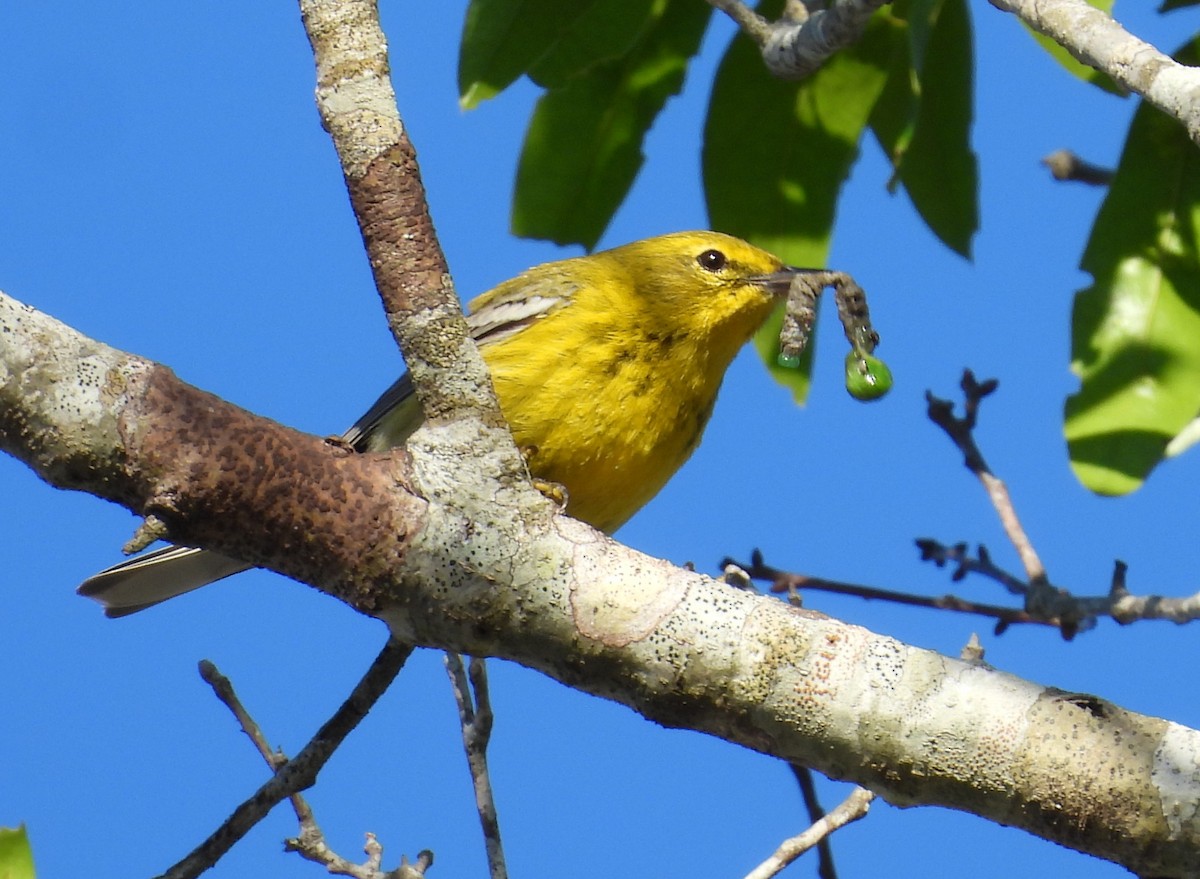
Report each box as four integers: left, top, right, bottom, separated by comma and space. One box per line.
750, 266, 818, 298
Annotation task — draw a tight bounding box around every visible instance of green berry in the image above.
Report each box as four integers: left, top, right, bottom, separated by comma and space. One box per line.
845, 352, 893, 401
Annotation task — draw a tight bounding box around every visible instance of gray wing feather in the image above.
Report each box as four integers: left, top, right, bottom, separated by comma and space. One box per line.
77, 546, 251, 618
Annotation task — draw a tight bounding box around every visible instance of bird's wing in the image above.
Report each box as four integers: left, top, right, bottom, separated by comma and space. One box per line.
76, 546, 252, 618
340, 372, 418, 452
343, 274, 577, 451
466, 273, 577, 345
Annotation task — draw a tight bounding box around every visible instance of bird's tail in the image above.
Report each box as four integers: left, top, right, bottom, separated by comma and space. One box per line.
77, 546, 251, 618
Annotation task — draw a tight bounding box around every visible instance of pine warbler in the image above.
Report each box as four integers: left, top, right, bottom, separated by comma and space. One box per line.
80, 231, 801, 616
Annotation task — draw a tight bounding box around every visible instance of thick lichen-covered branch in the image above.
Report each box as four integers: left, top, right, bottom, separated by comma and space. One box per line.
5, 287, 1200, 874
0, 288, 427, 613
989, 0, 1200, 146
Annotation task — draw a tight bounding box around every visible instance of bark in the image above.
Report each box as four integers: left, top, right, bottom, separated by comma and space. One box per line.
2, 288, 1200, 876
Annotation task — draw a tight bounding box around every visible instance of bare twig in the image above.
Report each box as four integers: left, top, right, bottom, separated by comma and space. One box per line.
922, 371, 1200, 636
744, 787, 875, 879
732, 369, 1200, 638
727, 550, 1057, 632
1041, 149, 1114, 185
916, 538, 1200, 634
790, 765, 839, 879
926, 371, 1047, 585
706, 0, 773, 42
446, 653, 508, 879
197, 659, 312, 825
158, 639, 414, 879
288, 832, 433, 879
915, 539, 1029, 597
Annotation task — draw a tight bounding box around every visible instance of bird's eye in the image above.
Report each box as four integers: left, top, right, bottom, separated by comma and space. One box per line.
697, 249, 727, 272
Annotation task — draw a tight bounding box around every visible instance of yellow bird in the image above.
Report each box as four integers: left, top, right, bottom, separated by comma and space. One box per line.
79, 231, 801, 616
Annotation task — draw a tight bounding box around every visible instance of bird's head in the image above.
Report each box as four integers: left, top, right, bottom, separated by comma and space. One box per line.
612, 230, 805, 345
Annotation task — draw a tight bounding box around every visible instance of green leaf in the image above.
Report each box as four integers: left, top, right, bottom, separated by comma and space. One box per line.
458, 0, 660, 108
0, 826, 36, 879
871, 0, 979, 258
528, 0, 661, 89
704, 5, 891, 402
511, 0, 711, 249
1065, 39, 1200, 494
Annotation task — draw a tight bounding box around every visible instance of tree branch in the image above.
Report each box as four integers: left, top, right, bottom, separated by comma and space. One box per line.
159, 638, 415, 879
707, 0, 773, 43
713, 0, 1200, 148
5, 288, 1200, 873
790, 765, 840, 879
988, 0, 1200, 146
297, 0, 536, 536
298, 0, 480, 419
6, 0, 1200, 872
1041, 149, 1114, 185
924, 371, 1200, 636
709, 0, 893, 79
446, 654, 507, 879
926, 371, 1046, 585
727, 550, 1057, 632
744, 788, 874, 879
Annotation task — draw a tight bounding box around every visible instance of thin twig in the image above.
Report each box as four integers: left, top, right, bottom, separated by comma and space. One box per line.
734, 370, 1200, 637
158, 639, 414, 879
197, 659, 312, 825
706, 0, 773, 44
926, 371, 1047, 585
744, 787, 875, 879
726, 551, 1057, 632
921, 371, 1200, 636
446, 653, 508, 879
915, 539, 1030, 597
790, 765, 838, 879
1041, 149, 1114, 185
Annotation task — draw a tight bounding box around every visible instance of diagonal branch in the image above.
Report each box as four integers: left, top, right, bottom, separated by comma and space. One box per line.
987, 0, 1200, 146
744, 787, 875, 879
158, 638, 415, 879
790, 765, 840, 879
925, 371, 1046, 585
297, 0, 512, 439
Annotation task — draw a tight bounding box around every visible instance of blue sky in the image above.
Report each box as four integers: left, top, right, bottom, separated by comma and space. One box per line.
3, 3, 1200, 878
